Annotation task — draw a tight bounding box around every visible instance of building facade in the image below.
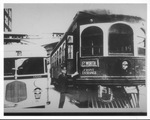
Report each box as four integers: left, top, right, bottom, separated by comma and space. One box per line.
4, 8, 12, 32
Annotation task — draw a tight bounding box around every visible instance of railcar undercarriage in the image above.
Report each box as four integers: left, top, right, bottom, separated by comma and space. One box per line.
67, 85, 143, 108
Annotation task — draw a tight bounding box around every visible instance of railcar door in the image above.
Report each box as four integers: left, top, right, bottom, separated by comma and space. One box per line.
66, 35, 76, 75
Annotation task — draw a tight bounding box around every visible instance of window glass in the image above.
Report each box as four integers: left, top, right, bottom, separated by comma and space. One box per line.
4, 58, 15, 76
59, 48, 62, 63
137, 28, 146, 56
4, 58, 45, 76
55, 53, 56, 66
17, 58, 44, 75
62, 43, 65, 61
81, 26, 103, 56
109, 24, 133, 54
53, 54, 55, 66
67, 36, 73, 43
57, 51, 58, 66
63, 43, 66, 50
68, 45, 73, 59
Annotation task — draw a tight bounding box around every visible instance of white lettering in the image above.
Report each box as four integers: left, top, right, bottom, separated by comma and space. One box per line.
82, 69, 97, 75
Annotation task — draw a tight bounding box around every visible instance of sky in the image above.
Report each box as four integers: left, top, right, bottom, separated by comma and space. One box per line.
4, 3, 147, 34
3, 3, 147, 45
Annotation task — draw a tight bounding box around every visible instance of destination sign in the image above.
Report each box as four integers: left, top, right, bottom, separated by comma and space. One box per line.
81, 59, 99, 67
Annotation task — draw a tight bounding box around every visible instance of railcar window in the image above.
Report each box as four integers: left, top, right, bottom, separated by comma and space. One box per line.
81, 26, 103, 56
67, 36, 73, 43
54, 53, 56, 66
137, 28, 146, 56
59, 48, 62, 63
4, 58, 15, 76
68, 45, 73, 59
62, 43, 65, 62
109, 24, 133, 54
17, 58, 44, 75
55, 53, 57, 66
57, 51, 58, 66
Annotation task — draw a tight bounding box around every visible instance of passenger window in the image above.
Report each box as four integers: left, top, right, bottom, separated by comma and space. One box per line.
68, 45, 73, 59
4, 58, 15, 76
67, 35, 73, 59
59, 48, 62, 63
137, 28, 146, 56
62, 43, 65, 61
17, 58, 44, 75
81, 26, 103, 56
109, 23, 133, 54
67, 36, 73, 43
57, 51, 58, 66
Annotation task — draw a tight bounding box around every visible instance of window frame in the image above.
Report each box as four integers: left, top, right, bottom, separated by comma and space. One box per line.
81, 26, 103, 57
4, 57, 46, 76
137, 28, 146, 56
108, 23, 134, 56
67, 35, 74, 59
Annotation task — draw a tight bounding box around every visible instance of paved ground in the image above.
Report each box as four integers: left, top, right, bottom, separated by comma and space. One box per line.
4, 85, 146, 113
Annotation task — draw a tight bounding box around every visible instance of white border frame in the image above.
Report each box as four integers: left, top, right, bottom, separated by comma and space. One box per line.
1, 1, 149, 119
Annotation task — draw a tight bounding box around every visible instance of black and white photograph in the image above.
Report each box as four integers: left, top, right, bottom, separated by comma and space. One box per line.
1, 1, 149, 118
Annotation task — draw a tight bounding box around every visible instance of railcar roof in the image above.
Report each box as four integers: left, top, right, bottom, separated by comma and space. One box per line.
74, 9, 144, 22
51, 9, 144, 56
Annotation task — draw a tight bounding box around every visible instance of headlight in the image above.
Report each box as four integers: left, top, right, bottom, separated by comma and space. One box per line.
122, 61, 128, 70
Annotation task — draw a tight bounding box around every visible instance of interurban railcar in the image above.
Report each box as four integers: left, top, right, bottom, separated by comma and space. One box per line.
4, 40, 50, 110
50, 10, 146, 107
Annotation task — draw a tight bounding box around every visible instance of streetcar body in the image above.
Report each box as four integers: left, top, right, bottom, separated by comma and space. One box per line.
4, 42, 50, 110
50, 10, 146, 87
